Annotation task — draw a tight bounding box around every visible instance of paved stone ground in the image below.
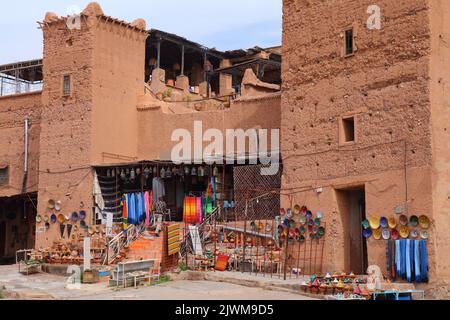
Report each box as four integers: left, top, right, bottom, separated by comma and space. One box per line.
0, 265, 314, 300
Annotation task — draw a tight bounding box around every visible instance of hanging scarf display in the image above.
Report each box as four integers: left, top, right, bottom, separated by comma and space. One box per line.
183, 195, 216, 225
414, 240, 421, 282
389, 239, 428, 284
122, 192, 146, 226
420, 240, 429, 282
122, 196, 128, 230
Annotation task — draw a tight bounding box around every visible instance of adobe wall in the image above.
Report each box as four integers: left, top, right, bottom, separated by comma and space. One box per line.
91, 17, 147, 164
428, 0, 450, 289
281, 0, 435, 276
36, 17, 95, 249
0, 92, 42, 198
136, 93, 281, 161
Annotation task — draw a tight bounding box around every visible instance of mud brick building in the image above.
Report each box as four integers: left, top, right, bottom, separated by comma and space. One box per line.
0, 3, 281, 263
281, 0, 450, 292
1, 0, 450, 294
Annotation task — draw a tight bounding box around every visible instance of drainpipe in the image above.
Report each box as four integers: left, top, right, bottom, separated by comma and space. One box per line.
21, 117, 30, 194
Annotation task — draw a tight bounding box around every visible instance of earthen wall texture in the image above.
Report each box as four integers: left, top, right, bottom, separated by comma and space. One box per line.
137, 94, 281, 161
428, 0, 450, 285
0, 92, 42, 198
36, 18, 95, 249
281, 0, 436, 277
91, 19, 147, 164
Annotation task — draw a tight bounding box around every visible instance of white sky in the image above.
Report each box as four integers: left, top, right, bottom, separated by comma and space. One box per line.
0, 0, 282, 64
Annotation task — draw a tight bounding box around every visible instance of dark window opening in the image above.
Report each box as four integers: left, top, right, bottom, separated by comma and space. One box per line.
344, 28, 354, 56
342, 117, 355, 143
0, 167, 8, 186
63, 75, 71, 96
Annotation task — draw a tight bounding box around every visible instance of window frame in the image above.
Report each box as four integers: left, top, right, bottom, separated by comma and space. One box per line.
62, 74, 72, 97
339, 115, 357, 145
343, 27, 355, 57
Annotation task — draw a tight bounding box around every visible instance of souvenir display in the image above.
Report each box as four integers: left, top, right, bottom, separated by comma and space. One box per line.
399, 215, 408, 226
391, 228, 400, 240
382, 228, 391, 240
369, 217, 380, 230
47, 199, 56, 210
57, 214, 65, 224
409, 215, 419, 227
380, 217, 388, 229
399, 225, 409, 239
386, 239, 428, 283
388, 217, 397, 229
419, 215, 430, 229
363, 229, 373, 239
373, 228, 382, 240
361, 219, 370, 230
71, 212, 79, 222
366, 214, 431, 241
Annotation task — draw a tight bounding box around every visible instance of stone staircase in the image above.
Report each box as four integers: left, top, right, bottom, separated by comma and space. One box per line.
124, 233, 163, 262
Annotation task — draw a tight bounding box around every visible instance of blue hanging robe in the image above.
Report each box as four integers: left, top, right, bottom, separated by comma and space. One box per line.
420, 240, 429, 283
395, 240, 401, 277
400, 240, 407, 278
406, 240, 411, 282
414, 240, 421, 283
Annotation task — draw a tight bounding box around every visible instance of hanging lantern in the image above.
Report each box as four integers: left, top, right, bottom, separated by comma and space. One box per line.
111, 169, 116, 178
166, 167, 172, 178
177, 166, 184, 176
130, 168, 136, 182
213, 167, 219, 177
185, 166, 191, 176
198, 166, 204, 177
144, 167, 151, 179
120, 169, 126, 181
160, 167, 166, 178
191, 166, 197, 176
153, 166, 158, 175
106, 169, 111, 178
136, 168, 141, 176
173, 63, 181, 71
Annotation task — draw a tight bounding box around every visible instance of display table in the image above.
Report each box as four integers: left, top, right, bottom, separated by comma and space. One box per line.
372, 289, 425, 300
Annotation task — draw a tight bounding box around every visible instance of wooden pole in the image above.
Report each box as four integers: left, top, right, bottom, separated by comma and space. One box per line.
156, 39, 161, 69
181, 45, 185, 76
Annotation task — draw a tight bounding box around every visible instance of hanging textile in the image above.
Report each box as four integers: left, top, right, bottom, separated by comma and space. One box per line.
406, 240, 411, 282
395, 240, 401, 276
414, 240, 421, 283
122, 195, 128, 230
183, 196, 197, 224
152, 177, 166, 202
390, 239, 428, 284
144, 191, 153, 226
420, 240, 429, 282
196, 197, 202, 224
93, 172, 105, 221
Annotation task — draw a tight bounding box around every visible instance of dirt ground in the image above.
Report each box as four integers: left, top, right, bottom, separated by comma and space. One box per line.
0, 265, 314, 300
